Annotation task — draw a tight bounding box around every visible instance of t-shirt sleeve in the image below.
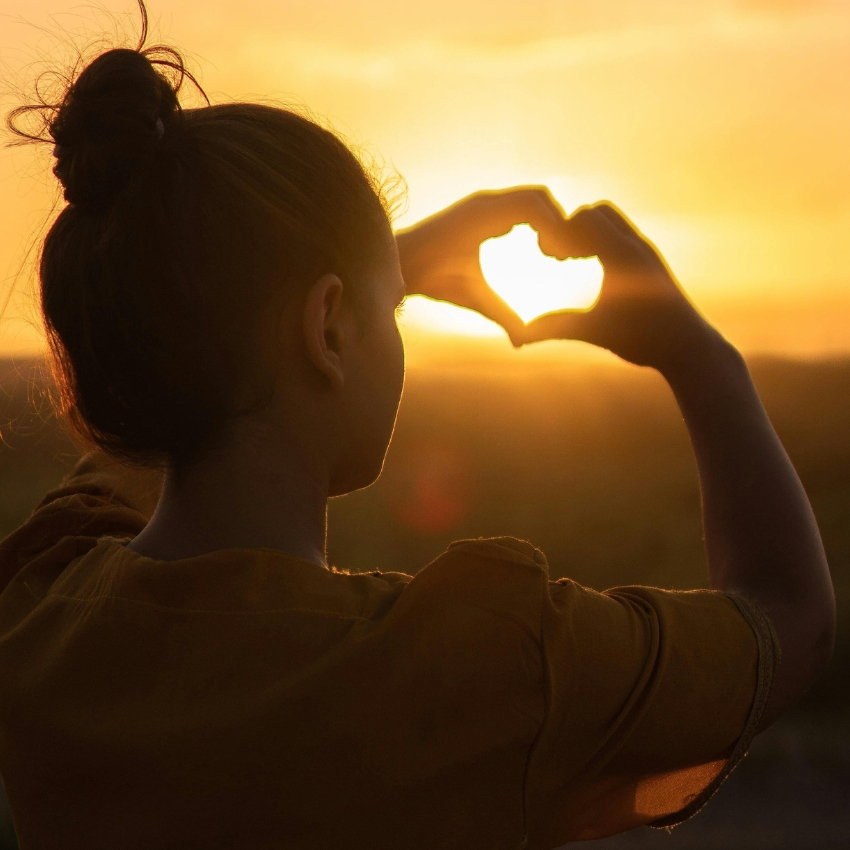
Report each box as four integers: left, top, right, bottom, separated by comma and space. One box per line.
523, 577, 779, 847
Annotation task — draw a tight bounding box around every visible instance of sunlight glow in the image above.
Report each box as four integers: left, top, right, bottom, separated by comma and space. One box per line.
479, 225, 603, 322
399, 297, 503, 337
2, 2, 850, 355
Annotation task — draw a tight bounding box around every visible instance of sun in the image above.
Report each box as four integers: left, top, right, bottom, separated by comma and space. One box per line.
479, 224, 603, 323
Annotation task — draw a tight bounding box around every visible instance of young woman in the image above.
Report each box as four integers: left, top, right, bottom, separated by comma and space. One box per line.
0, 7, 835, 849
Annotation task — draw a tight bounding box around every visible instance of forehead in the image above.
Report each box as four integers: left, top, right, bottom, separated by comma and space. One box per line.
369, 233, 405, 302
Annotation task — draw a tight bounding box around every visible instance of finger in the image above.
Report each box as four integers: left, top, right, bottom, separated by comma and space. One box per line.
466, 186, 570, 249
595, 202, 669, 269
563, 204, 639, 265
594, 202, 644, 239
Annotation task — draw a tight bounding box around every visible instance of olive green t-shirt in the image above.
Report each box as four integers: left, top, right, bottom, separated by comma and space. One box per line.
0, 454, 777, 849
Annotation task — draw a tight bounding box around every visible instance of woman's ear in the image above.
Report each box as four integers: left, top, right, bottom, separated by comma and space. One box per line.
302, 273, 347, 388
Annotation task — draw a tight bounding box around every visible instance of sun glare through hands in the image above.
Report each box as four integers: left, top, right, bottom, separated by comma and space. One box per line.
479, 224, 603, 323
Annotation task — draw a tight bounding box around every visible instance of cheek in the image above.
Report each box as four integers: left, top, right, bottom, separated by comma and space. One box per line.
351, 316, 404, 422
389, 321, 405, 395
348, 320, 403, 483
375, 319, 405, 419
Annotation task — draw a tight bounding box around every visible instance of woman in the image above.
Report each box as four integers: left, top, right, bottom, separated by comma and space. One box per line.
0, 6, 835, 849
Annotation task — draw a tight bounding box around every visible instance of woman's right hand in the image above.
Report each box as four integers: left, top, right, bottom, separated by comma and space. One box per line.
520, 202, 726, 375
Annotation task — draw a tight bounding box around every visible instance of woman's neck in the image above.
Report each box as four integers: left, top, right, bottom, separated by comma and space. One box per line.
127, 424, 330, 567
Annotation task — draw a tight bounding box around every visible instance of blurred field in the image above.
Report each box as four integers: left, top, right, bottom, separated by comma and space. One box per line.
0, 354, 848, 848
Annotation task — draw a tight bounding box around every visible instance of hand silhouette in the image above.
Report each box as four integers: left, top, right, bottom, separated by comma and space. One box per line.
395, 187, 571, 347
521, 202, 721, 372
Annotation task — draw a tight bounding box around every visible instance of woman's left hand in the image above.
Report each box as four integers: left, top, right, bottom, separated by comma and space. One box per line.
395, 187, 570, 346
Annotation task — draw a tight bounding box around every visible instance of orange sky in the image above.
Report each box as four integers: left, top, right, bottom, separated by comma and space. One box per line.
1, 0, 849, 359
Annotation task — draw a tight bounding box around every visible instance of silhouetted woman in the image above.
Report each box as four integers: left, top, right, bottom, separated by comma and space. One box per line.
0, 4, 834, 848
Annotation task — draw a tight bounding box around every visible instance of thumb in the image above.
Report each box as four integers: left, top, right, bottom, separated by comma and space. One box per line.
479, 293, 528, 348
462, 274, 528, 347
517, 309, 598, 347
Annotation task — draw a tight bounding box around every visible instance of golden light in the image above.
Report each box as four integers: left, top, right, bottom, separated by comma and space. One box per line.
479, 224, 603, 322
2, 2, 850, 356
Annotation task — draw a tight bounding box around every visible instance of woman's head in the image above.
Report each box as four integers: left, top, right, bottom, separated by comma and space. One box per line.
9, 18, 404, 487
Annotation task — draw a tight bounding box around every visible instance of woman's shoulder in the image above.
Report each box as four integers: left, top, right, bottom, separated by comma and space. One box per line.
444, 536, 549, 568
0, 495, 148, 601
387, 536, 552, 641
414, 536, 551, 585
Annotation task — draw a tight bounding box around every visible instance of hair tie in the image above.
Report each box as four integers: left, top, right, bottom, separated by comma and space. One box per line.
155, 117, 165, 140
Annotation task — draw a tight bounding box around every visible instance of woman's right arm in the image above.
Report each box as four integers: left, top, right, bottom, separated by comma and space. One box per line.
523, 203, 835, 727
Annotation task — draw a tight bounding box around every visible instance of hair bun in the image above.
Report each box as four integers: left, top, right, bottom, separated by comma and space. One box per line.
50, 48, 179, 210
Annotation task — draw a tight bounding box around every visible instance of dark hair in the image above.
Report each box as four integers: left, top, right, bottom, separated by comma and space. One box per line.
7, 3, 396, 468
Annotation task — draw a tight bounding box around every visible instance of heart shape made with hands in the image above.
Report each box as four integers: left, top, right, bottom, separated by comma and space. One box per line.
479, 224, 603, 323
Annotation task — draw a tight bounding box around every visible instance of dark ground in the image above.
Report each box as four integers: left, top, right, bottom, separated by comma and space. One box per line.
0, 354, 848, 848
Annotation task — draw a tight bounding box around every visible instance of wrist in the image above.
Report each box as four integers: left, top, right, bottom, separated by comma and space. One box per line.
660, 326, 747, 396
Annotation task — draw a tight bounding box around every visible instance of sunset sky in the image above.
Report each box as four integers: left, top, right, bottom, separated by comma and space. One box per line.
1, 0, 849, 359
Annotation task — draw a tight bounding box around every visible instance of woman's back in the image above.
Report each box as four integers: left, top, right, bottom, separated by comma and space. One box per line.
0, 455, 774, 848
